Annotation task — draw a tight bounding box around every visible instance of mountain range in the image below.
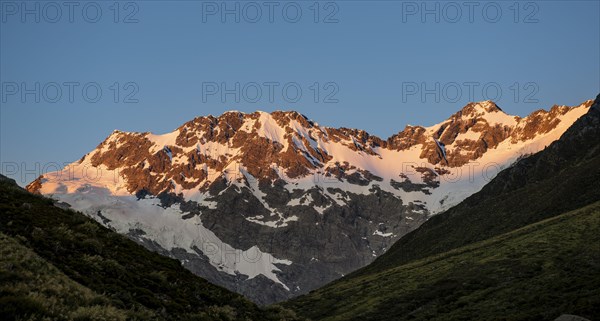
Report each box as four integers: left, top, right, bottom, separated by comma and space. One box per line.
0, 94, 598, 320
26, 98, 594, 304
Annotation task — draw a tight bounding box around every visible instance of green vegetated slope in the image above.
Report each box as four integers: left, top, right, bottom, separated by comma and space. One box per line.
0, 231, 153, 320
284, 97, 600, 320
0, 175, 302, 321
286, 201, 600, 321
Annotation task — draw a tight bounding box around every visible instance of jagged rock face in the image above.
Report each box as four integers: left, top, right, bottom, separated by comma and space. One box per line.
27, 99, 593, 304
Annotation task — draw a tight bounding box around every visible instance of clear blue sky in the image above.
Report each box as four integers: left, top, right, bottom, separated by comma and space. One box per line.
1, 0, 599, 185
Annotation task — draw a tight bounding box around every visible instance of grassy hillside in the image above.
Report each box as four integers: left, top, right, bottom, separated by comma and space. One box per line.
286, 201, 600, 321
0, 231, 155, 320
0, 175, 301, 321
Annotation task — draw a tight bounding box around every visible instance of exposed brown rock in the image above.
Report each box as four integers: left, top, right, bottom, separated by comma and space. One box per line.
387, 125, 427, 151
25, 176, 43, 194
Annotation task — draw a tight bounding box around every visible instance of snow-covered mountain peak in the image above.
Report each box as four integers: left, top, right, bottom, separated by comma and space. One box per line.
460, 100, 503, 115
